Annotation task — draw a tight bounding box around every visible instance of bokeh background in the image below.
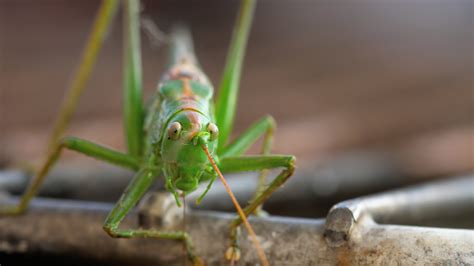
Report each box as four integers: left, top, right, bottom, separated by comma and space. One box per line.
1, 0, 473, 209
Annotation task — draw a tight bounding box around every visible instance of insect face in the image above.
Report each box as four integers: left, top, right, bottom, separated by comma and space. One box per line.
161, 111, 218, 193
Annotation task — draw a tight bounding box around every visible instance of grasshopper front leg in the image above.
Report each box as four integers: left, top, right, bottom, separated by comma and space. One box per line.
219, 155, 296, 262
219, 115, 276, 216
102, 167, 204, 266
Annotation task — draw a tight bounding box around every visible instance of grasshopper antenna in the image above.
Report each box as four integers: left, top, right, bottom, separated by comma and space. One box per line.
140, 15, 169, 49
202, 145, 269, 266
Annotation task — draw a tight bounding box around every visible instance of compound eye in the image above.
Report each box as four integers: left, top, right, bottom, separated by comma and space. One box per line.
167, 122, 182, 140
207, 122, 219, 141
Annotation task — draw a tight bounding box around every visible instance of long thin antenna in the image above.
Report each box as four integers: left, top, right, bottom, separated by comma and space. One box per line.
202, 145, 269, 266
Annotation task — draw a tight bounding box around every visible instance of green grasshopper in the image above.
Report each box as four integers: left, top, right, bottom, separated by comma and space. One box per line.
1, 0, 295, 264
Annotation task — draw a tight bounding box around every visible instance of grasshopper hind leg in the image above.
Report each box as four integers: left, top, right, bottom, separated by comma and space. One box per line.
0, 137, 139, 215
102, 168, 203, 265
0, 0, 119, 213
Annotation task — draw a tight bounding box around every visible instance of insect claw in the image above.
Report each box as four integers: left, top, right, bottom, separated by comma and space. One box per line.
195, 173, 216, 205
172, 192, 182, 207
191, 256, 205, 266
225, 246, 241, 262
166, 178, 182, 207
0, 205, 22, 216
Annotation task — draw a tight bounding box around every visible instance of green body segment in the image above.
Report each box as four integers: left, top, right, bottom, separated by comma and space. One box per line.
143, 27, 218, 196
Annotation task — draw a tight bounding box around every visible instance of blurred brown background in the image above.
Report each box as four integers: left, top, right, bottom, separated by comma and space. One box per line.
1, 0, 473, 179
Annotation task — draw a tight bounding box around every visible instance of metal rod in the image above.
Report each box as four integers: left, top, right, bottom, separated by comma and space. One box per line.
325, 175, 474, 247
0, 191, 473, 265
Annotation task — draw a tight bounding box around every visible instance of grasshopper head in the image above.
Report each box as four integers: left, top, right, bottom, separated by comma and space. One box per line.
161, 111, 218, 193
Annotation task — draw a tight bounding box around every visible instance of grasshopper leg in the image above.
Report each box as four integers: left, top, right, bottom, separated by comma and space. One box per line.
123, 0, 144, 157
1, 0, 119, 214
103, 168, 203, 265
219, 115, 276, 216
215, 0, 257, 150
45, 0, 118, 154
219, 155, 296, 263
0, 137, 139, 215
